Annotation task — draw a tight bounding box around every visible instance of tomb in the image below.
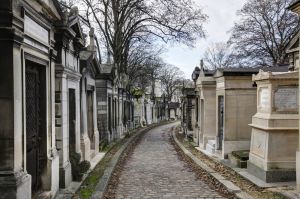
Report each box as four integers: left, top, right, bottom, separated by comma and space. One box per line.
0, 0, 61, 197
214, 68, 258, 159
248, 70, 299, 182
195, 69, 216, 152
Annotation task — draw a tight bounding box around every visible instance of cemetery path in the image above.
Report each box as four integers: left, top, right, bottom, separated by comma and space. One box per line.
113, 123, 226, 199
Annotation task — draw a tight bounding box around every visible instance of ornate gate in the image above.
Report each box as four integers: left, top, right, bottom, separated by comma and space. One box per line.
218, 96, 224, 150
26, 62, 47, 193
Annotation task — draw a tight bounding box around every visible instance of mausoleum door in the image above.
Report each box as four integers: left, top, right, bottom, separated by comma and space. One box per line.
218, 96, 224, 150
25, 61, 47, 193
87, 90, 95, 149
69, 89, 76, 153
108, 97, 112, 132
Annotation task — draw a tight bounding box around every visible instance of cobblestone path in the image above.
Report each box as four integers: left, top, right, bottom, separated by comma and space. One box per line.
115, 123, 225, 199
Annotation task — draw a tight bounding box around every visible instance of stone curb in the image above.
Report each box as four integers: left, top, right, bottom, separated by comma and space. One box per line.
171, 130, 254, 199
91, 122, 173, 199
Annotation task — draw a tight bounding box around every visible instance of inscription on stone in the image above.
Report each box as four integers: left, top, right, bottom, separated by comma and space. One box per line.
24, 15, 49, 45
259, 87, 270, 109
251, 130, 266, 158
274, 87, 298, 111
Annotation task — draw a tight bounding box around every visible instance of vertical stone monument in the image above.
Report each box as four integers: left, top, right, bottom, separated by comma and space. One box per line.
248, 70, 299, 182
196, 69, 216, 151
214, 68, 257, 159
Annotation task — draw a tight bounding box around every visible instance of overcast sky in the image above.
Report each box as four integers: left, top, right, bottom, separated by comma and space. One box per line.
162, 0, 247, 79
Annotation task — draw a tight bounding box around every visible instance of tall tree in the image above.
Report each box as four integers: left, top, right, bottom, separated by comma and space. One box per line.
159, 65, 185, 101
127, 42, 164, 91
78, 0, 207, 73
229, 0, 299, 67
204, 42, 234, 69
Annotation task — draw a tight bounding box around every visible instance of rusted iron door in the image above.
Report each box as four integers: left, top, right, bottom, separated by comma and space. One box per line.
26, 63, 46, 193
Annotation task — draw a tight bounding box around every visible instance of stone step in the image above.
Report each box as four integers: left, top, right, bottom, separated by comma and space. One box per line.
208, 139, 216, 147
206, 141, 215, 154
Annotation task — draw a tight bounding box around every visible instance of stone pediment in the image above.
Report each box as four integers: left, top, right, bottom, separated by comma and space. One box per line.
68, 10, 85, 41
286, 31, 300, 53
34, 0, 62, 20
80, 50, 101, 78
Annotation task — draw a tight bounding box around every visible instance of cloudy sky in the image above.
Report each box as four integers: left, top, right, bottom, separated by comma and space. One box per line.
162, 0, 247, 78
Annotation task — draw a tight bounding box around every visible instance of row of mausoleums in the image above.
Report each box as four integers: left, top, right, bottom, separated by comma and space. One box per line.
180, 0, 300, 189
0, 0, 170, 198
183, 64, 300, 184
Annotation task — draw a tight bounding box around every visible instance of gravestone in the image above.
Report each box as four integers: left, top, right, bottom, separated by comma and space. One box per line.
248, 70, 299, 183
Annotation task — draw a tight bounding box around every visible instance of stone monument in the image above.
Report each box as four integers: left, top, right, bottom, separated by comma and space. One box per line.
248, 70, 299, 182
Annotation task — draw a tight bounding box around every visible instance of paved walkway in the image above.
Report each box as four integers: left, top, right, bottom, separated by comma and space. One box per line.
115, 123, 225, 199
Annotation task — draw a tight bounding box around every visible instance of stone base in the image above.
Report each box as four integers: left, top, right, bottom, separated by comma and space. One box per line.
59, 161, 72, 188
0, 171, 31, 199
248, 161, 296, 183
223, 140, 250, 159
206, 139, 216, 154
81, 134, 91, 161
50, 152, 60, 197
228, 154, 247, 168
296, 150, 300, 191
94, 130, 100, 155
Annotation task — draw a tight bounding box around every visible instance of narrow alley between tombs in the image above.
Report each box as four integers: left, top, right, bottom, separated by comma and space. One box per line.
103, 123, 226, 199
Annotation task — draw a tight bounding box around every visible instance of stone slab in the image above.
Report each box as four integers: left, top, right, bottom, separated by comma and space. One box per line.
236, 169, 296, 188
247, 161, 296, 183
219, 180, 241, 193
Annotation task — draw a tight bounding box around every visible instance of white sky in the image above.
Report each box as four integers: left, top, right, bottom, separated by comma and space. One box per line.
162, 0, 247, 79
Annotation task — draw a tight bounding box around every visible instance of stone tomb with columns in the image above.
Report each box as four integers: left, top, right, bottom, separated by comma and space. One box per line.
214, 68, 258, 159
0, 0, 61, 198
54, 8, 87, 188
195, 69, 216, 152
248, 70, 299, 182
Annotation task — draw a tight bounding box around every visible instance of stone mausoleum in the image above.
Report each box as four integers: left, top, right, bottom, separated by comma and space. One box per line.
195, 68, 216, 151
248, 70, 299, 182
213, 68, 258, 159
0, 0, 61, 198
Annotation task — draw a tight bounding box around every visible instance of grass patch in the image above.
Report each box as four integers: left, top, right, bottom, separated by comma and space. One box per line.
76, 137, 128, 199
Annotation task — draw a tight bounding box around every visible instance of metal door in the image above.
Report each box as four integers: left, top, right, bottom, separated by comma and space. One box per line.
69, 89, 76, 153
218, 96, 224, 150
26, 66, 41, 192
87, 91, 94, 149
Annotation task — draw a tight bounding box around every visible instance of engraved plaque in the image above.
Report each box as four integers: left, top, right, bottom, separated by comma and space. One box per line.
251, 130, 266, 158
24, 38, 48, 53
24, 15, 49, 45
259, 87, 270, 109
274, 87, 298, 111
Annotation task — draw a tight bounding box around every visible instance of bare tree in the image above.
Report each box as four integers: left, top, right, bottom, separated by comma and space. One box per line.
159, 65, 185, 101
204, 42, 234, 69
76, 0, 207, 73
127, 42, 165, 91
229, 0, 299, 67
